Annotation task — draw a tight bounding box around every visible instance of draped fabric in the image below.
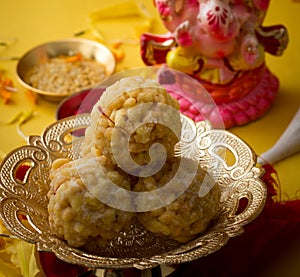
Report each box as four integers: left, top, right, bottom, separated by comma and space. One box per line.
168, 164, 300, 277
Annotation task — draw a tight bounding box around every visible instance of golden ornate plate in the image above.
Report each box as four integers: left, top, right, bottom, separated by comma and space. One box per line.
0, 113, 267, 270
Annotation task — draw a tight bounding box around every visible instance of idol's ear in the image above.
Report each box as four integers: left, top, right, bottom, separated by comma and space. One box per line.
256, 24, 289, 56
140, 33, 176, 66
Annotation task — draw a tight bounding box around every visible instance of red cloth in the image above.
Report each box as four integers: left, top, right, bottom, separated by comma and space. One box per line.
168, 200, 300, 277
169, 164, 300, 277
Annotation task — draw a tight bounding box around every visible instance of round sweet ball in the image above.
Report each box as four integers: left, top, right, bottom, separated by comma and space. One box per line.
47, 157, 135, 248
134, 158, 221, 243
81, 76, 181, 176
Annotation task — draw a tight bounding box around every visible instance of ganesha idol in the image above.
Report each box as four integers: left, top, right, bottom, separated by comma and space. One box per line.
140, 0, 288, 128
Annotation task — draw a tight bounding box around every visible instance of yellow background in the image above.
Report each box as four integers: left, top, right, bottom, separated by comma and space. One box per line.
0, 0, 299, 276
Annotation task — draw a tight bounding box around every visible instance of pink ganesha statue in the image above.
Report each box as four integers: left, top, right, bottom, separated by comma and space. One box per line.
140, 0, 288, 128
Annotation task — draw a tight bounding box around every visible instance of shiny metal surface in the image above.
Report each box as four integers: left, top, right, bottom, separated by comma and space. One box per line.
0, 114, 267, 270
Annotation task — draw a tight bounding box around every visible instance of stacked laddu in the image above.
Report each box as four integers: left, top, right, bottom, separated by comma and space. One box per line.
47, 76, 221, 251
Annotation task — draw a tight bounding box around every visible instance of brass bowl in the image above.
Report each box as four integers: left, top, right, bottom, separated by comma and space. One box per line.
16, 38, 116, 102
0, 113, 267, 270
